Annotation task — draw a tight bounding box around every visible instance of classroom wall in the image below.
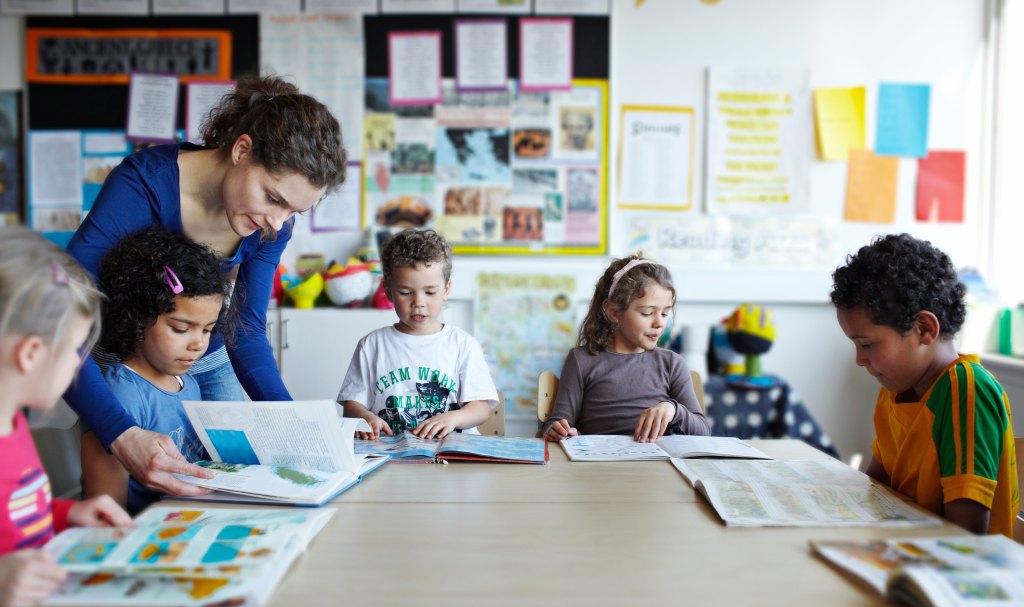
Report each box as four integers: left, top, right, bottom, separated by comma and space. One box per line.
3, 1, 990, 464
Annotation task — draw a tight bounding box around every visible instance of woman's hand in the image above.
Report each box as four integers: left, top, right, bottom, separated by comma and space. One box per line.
109, 427, 213, 496
634, 401, 676, 442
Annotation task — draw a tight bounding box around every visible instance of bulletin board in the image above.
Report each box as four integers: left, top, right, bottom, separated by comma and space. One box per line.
361, 15, 610, 256
607, 0, 987, 303
23, 15, 257, 244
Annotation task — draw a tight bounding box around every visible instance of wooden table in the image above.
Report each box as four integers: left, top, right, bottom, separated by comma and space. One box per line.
176, 440, 968, 606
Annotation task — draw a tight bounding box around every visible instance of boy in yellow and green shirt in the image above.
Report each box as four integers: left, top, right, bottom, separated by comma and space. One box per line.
831, 233, 1018, 537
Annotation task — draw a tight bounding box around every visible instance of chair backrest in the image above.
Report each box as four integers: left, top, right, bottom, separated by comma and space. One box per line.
690, 370, 705, 414
537, 371, 559, 423
1015, 437, 1024, 544
477, 391, 505, 436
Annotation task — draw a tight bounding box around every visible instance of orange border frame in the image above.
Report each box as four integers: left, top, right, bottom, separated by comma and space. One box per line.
26, 29, 232, 84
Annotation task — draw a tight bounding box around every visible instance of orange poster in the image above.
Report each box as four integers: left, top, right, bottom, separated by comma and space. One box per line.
916, 150, 965, 222
26, 29, 232, 84
844, 148, 899, 223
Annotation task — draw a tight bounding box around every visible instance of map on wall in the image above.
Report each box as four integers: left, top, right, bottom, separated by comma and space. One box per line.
474, 274, 577, 420
362, 78, 607, 255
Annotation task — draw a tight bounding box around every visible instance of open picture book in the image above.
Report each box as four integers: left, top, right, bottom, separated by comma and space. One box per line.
811, 534, 1024, 607
42, 506, 333, 606
355, 431, 548, 464
671, 458, 942, 527
173, 400, 389, 506
558, 434, 772, 462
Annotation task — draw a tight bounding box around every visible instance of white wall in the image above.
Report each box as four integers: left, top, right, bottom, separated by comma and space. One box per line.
5, 2, 991, 464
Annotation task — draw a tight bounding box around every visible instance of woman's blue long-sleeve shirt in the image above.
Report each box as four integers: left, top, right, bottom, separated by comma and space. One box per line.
65, 143, 292, 448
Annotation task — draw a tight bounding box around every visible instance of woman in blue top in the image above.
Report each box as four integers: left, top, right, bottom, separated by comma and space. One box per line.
65, 75, 347, 497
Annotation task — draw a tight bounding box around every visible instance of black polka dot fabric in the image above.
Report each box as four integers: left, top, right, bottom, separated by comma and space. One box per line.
703, 374, 839, 459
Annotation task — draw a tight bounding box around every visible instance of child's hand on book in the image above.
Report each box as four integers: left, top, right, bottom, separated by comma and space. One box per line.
410, 412, 459, 440
634, 402, 675, 443
544, 419, 578, 442
357, 414, 393, 440
0, 549, 67, 607
67, 495, 132, 528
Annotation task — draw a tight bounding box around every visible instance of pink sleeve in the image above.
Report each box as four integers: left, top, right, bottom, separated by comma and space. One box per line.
51, 499, 74, 532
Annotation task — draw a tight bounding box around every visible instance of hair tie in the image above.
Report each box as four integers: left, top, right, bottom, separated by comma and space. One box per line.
607, 259, 654, 299
163, 265, 184, 295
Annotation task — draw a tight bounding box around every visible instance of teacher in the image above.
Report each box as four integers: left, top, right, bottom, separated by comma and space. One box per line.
65, 74, 347, 496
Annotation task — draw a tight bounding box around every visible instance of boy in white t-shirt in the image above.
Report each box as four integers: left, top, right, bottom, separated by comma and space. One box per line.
338, 229, 498, 440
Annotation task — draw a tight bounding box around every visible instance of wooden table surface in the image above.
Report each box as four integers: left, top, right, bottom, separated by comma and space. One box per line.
172, 440, 966, 606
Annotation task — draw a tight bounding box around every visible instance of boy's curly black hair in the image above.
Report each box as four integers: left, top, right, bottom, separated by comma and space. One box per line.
98, 228, 231, 359
830, 233, 966, 337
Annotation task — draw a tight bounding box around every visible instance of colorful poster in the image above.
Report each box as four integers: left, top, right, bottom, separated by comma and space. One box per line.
844, 148, 899, 223
260, 14, 365, 158
813, 86, 865, 161
618, 105, 694, 210
474, 273, 577, 420
519, 18, 573, 92
875, 82, 930, 158
705, 67, 812, 216
455, 19, 508, 93
389, 31, 443, 106
916, 150, 965, 222
25, 29, 232, 84
363, 77, 607, 255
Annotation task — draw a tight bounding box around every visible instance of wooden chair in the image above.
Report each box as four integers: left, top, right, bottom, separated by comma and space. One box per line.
477, 390, 505, 436
536, 370, 706, 424
1015, 437, 1024, 544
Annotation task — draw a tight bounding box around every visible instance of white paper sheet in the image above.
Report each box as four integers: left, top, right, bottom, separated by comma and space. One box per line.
126, 73, 179, 143
519, 18, 573, 91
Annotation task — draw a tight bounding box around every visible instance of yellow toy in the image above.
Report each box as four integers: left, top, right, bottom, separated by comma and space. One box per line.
285, 272, 324, 309
723, 303, 776, 387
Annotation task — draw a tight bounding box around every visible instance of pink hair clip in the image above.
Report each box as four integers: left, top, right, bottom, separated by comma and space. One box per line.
50, 260, 70, 285
163, 265, 184, 294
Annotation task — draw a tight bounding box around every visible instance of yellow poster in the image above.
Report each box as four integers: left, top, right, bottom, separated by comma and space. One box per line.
813, 86, 866, 161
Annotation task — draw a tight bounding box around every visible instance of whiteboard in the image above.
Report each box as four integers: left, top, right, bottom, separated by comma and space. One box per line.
606, 0, 987, 302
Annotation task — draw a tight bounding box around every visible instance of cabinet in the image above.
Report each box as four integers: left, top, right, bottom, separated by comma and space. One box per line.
266, 302, 473, 401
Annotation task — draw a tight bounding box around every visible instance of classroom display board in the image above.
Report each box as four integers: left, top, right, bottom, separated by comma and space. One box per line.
23, 15, 257, 244
362, 15, 609, 256
608, 0, 985, 302
363, 77, 607, 255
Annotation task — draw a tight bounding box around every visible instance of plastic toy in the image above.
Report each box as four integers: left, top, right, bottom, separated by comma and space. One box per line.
723, 303, 776, 388
324, 258, 373, 308
286, 272, 324, 309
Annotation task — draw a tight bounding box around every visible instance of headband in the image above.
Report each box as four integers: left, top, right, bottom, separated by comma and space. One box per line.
607, 259, 654, 299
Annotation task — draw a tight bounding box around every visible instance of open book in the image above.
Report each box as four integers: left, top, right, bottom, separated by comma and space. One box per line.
671, 458, 942, 527
355, 432, 549, 464
174, 400, 389, 506
43, 506, 333, 606
811, 534, 1024, 607
559, 434, 772, 462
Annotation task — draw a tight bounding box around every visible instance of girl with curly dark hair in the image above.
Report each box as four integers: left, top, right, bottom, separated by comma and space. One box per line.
81, 228, 228, 513
64, 74, 348, 499
541, 255, 709, 443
